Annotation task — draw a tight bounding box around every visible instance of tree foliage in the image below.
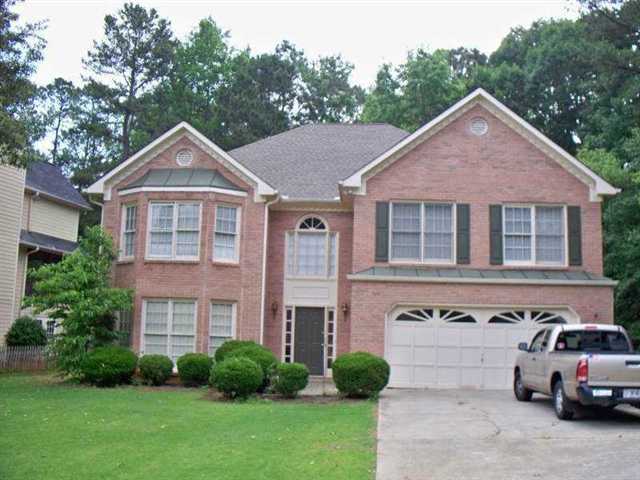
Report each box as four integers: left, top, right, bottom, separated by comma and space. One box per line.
24, 226, 133, 376
0, 0, 45, 166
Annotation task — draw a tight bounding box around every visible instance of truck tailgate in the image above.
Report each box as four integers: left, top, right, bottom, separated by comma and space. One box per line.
588, 354, 640, 387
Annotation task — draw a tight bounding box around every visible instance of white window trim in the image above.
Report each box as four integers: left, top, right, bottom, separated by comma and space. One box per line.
212, 204, 242, 263
502, 204, 568, 267
208, 302, 237, 354
119, 204, 137, 260
145, 201, 202, 261
388, 200, 457, 265
140, 299, 198, 360
285, 230, 339, 280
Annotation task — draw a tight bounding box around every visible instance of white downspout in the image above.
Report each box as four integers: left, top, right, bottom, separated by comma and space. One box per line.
259, 195, 279, 345
88, 195, 105, 226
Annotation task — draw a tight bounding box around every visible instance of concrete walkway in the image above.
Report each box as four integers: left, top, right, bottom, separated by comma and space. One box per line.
376, 388, 640, 480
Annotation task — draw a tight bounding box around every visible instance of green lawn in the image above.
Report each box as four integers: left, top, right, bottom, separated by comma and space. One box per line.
0, 374, 377, 480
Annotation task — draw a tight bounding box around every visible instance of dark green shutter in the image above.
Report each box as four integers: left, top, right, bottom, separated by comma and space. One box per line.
489, 205, 503, 265
568, 206, 582, 266
456, 204, 470, 264
375, 202, 389, 262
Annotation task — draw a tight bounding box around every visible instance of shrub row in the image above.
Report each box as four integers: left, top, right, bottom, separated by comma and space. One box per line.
77, 342, 390, 399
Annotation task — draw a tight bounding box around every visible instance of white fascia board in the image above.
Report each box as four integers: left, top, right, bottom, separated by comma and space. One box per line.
342, 89, 620, 199
118, 186, 248, 197
85, 122, 276, 199
346, 273, 617, 287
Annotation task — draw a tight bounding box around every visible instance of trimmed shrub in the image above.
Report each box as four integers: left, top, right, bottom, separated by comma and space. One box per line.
138, 354, 173, 386
210, 357, 263, 399
176, 353, 213, 386
214, 340, 258, 363
272, 362, 309, 398
5, 316, 47, 346
80, 346, 138, 387
332, 352, 390, 398
226, 345, 277, 392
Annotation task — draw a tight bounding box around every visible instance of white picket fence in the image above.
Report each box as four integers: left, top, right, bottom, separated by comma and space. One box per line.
0, 345, 50, 371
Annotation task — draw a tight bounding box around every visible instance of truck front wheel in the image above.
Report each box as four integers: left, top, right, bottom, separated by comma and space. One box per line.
553, 381, 575, 420
514, 371, 533, 402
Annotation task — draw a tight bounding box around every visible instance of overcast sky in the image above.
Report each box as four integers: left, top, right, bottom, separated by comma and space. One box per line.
20, 0, 579, 88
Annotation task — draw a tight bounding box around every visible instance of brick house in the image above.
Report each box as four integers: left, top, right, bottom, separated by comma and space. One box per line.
87, 89, 619, 389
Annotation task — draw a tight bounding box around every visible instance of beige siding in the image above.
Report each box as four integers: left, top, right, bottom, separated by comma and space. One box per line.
22, 192, 30, 229
29, 197, 79, 241
0, 166, 25, 339
14, 247, 27, 317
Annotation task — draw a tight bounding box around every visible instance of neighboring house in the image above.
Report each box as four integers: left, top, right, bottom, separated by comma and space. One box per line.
0, 162, 90, 340
86, 89, 619, 389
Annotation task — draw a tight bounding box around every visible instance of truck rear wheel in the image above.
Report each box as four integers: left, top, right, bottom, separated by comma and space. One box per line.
514, 371, 533, 402
553, 381, 575, 420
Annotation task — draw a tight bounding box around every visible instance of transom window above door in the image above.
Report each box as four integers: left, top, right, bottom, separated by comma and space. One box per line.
286, 216, 337, 278
147, 202, 201, 260
503, 205, 566, 265
390, 202, 455, 263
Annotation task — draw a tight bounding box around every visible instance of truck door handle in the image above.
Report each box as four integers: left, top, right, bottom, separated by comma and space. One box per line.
531, 357, 537, 362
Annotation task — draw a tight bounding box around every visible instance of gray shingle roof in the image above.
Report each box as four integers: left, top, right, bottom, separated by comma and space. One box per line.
350, 266, 616, 286
229, 124, 409, 200
20, 230, 78, 254
121, 168, 245, 192
26, 162, 90, 210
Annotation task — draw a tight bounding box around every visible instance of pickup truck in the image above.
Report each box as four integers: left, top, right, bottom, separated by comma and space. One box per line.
513, 324, 640, 420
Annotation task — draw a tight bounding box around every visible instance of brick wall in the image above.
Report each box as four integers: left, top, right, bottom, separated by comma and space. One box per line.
103, 137, 265, 354
352, 104, 604, 275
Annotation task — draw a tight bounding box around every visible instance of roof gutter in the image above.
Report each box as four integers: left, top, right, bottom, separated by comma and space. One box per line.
26, 186, 91, 211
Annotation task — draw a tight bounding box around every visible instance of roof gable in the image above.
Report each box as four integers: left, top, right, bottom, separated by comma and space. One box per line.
86, 122, 276, 201
26, 162, 90, 210
341, 89, 619, 201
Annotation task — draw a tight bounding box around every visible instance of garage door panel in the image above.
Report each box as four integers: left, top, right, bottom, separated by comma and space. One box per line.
413, 366, 436, 385
413, 346, 435, 364
386, 307, 578, 389
413, 327, 435, 346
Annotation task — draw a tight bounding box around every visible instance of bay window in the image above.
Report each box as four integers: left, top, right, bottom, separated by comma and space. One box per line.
147, 202, 201, 260
286, 216, 337, 278
120, 204, 137, 259
390, 202, 454, 263
213, 205, 240, 262
503, 205, 565, 265
142, 299, 196, 363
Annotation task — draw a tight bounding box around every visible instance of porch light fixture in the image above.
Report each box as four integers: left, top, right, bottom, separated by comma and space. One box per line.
341, 302, 349, 315
271, 300, 279, 316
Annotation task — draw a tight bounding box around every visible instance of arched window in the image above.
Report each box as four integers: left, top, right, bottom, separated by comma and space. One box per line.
394, 308, 476, 323
488, 311, 526, 324
440, 310, 477, 323
286, 216, 337, 278
395, 309, 434, 322
532, 311, 568, 325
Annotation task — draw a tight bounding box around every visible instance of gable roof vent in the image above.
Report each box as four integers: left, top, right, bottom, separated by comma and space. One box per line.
176, 149, 193, 166
470, 117, 488, 136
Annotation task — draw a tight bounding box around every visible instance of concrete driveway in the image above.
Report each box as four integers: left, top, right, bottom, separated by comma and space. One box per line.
376, 389, 640, 480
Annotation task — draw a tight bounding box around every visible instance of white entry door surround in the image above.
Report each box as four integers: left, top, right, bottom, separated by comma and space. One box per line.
385, 305, 578, 389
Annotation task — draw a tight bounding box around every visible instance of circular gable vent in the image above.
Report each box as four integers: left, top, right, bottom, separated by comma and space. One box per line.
469, 117, 488, 136
176, 149, 193, 166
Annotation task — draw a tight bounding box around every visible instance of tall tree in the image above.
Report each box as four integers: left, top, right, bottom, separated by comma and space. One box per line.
0, 0, 45, 166
361, 48, 467, 131
296, 54, 365, 123
83, 3, 175, 160
38, 78, 79, 164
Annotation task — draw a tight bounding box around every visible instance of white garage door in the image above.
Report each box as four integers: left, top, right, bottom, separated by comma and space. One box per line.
386, 307, 578, 389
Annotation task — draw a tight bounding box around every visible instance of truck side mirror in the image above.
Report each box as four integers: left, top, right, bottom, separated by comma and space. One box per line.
518, 342, 528, 352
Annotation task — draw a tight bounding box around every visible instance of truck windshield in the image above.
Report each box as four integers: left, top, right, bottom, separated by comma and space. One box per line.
555, 330, 631, 353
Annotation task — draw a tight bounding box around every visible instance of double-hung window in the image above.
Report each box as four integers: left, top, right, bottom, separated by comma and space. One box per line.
120, 204, 137, 259
390, 202, 454, 263
147, 202, 201, 260
142, 299, 196, 364
286, 216, 337, 278
209, 303, 236, 355
213, 205, 240, 262
503, 205, 565, 265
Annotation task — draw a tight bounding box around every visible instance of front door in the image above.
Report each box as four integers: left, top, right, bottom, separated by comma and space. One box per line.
294, 307, 325, 375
